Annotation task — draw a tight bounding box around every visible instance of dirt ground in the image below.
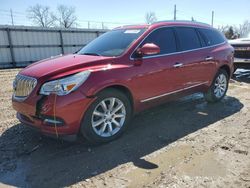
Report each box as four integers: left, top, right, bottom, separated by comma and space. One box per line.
0, 69, 249, 188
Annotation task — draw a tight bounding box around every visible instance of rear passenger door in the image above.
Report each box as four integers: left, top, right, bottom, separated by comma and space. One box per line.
197, 27, 227, 79
174, 27, 215, 88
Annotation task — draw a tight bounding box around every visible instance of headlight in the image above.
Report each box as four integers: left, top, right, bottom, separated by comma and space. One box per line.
40, 71, 91, 96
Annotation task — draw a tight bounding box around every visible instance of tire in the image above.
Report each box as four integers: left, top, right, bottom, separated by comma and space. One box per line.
204, 69, 229, 103
233, 64, 238, 73
80, 88, 132, 144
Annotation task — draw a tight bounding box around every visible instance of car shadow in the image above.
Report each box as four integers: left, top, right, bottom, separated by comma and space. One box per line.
232, 69, 250, 83
0, 94, 243, 187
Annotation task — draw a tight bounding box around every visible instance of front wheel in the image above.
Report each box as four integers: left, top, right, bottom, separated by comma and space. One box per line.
204, 69, 229, 103
80, 89, 132, 144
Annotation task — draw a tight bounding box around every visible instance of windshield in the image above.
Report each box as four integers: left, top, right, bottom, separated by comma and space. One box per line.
77, 29, 146, 57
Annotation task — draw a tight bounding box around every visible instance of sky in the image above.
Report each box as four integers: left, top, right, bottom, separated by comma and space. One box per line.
0, 0, 249, 29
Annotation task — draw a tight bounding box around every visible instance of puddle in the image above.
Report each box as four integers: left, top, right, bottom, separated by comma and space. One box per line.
122, 145, 227, 187
124, 145, 194, 187
177, 151, 227, 178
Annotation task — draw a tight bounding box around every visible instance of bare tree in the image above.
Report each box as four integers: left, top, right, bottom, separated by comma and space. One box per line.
217, 25, 230, 33
27, 4, 55, 27
218, 25, 239, 39
145, 12, 157, 24
53, 5, 77, 28
218, 20, 250, 39
237, 20, 250, 38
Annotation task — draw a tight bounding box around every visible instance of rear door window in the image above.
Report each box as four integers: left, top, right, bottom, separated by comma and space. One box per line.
175, 27, 201, 51
198, 28, 225, 46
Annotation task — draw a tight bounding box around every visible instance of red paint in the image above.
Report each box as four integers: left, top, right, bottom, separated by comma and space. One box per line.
138, 43, 161, 56
12, 21, 234, 136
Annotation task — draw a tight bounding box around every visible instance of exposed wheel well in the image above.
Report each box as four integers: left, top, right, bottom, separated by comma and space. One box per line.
97, 85, 134, 112
219, 65, 231, 77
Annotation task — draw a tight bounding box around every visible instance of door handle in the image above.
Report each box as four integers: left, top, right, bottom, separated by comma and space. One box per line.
173, 62, 183, 68
205, 56, 214, 61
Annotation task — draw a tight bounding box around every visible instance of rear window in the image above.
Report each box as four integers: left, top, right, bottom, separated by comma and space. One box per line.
198, 28, 225, 46
175, 27, 201, 51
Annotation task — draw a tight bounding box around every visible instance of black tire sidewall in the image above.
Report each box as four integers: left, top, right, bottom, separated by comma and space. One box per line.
80, 89, 132, 144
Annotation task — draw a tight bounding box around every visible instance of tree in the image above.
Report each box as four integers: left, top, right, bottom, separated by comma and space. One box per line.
218, 20, 250, 39
237, 20, 250, 38
53, 5, 77, 28
224, 26, 235, 39
27, 4, 55, 27
217, 25, 230, 34
218, 25, 239, 39
145, 12, 157, 24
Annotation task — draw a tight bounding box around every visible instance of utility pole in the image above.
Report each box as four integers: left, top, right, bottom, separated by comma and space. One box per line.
211, 11, 214, 27
174, 4, 177, 20
88, 21, 90, 29
10, 9, 14, 26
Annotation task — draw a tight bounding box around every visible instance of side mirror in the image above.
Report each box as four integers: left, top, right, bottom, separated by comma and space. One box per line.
137, 43, 160, 56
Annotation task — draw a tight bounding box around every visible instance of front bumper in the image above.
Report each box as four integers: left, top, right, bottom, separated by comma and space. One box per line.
234, 58, 250, 69
234, 57, 250, 64
12, 91, 94, 136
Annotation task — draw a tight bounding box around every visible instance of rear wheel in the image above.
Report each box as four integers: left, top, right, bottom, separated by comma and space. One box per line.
233, 64, 238, 73
81, 89, 132, 144
204, 69, 229, 103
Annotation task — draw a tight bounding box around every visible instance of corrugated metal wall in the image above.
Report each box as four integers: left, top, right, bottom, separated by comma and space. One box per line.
0, 25, 107, 68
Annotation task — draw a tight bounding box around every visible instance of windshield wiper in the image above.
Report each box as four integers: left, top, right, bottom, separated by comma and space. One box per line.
82, 52, 101, 56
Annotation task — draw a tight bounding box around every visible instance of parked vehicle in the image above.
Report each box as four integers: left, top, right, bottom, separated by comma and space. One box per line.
12, 21, 234, 143
229, 38, 250, 71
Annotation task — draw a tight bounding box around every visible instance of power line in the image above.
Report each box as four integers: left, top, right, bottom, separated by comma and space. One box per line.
0, 7, 241, 29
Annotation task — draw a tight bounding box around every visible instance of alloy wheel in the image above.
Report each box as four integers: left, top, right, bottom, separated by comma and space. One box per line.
91, 97, 126, 137
214, 73, 227, 98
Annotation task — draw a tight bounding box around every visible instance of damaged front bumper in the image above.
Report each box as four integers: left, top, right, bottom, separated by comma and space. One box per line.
12, 91, 94, 136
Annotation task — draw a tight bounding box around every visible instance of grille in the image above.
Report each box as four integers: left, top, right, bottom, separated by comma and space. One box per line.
231, 44, 250, 59
13, 74, 37, 98
234, 51, 250, 59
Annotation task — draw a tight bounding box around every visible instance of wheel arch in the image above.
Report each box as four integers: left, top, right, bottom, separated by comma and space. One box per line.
94, 84, 135, 113
219, 64, 231, 78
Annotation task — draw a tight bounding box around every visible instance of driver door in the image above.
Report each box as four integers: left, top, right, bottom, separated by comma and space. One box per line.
130, 27, 186, 102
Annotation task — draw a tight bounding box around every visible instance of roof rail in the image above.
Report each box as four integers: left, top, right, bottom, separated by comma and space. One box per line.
113, 23, 149, 30
152, 20, 211, 26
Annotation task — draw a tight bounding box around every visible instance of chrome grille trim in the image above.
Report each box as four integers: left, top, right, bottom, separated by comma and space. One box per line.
13, 74, 37, 100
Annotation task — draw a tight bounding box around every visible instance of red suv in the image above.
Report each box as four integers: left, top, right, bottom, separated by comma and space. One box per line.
12, 21, 234, 143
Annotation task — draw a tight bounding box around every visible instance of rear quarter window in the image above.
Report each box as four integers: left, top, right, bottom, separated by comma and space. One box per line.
175, 27, 201, 51
198, 28, 225, 46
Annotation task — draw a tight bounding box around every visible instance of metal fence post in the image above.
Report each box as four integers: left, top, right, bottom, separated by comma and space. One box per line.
96, 31, 100, 37
59, 30, 64, 54
6, 28, 16, 67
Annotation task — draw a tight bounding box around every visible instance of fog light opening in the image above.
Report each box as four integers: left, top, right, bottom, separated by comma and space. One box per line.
43, 118, 64, 126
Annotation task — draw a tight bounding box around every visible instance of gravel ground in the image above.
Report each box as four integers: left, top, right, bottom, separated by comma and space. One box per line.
0, 69, 249, 188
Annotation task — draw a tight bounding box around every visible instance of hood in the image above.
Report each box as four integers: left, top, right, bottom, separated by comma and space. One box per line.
20, 54, 114, 78
229, 38, 250, 45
